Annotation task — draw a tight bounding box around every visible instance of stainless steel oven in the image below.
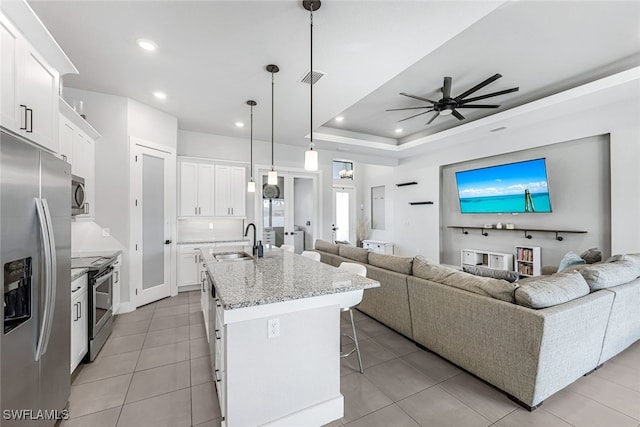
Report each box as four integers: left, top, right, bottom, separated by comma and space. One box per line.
71, 174, 88, 216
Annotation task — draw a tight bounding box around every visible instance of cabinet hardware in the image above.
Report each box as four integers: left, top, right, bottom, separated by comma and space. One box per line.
215, 369, 221, 382
195, 207, 197, 215
20, 105, 27, 130
26, 108, 33, 133
194, 255, 197, 263
215, 329, 221, 340
78, 301, 81, 319
165, 239, 172, 244
231, 207, 234, 215
115, 271, 119, 283
83, 203, 89, 214
198, 207, 201, 215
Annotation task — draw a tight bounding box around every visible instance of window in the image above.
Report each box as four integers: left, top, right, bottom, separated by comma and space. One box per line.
333, 160, 353, 180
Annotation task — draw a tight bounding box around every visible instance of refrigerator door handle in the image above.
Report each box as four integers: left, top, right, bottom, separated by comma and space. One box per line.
40, 199, 57, 357
34, 198, 53, 361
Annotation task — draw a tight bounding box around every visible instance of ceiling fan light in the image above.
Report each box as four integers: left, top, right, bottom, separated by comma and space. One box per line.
304, 146, 318, 171
268, 170, 278, 185
440, 108, 453, 116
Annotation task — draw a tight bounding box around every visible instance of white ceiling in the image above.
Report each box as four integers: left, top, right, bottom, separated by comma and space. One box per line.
28, 1, 640, 158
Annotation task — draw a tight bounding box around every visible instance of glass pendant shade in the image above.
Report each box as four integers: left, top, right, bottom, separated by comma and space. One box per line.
304, 146, 318, 171
268, 170, 278, 185
247, 179, 255, 193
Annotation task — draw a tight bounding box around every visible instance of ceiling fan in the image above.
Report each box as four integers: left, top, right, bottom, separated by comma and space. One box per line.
386, 74, 519, 125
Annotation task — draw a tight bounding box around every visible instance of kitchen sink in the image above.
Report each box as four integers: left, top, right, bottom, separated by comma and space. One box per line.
214, 252, 254, 262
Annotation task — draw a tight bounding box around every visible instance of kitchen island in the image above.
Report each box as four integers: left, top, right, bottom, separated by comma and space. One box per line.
200, 246, 379, 427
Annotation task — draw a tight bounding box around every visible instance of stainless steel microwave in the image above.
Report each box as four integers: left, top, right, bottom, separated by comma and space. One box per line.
71, 174, 88, 215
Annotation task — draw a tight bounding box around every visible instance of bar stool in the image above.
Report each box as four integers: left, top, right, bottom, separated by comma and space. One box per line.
338, 262, 366, 373
280, 244, 295, 253
301, 251, 321, 261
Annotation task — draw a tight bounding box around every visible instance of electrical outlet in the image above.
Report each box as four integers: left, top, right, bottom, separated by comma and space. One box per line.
102, 228, 110, 237
267, 318, 280, 339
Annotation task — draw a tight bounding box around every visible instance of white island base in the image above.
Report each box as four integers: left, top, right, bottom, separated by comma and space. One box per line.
210, 289, 363, 427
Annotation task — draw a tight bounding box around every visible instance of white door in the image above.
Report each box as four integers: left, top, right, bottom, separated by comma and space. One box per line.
132, 144, 172, 306
333, 186, 356, 245
258, 169, 319, 253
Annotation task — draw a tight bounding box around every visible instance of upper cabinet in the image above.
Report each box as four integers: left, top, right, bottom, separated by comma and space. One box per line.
0, 12, 61, 152
214, 165, 246, 217
179, 161, 215, 217
178, 160, 246, 218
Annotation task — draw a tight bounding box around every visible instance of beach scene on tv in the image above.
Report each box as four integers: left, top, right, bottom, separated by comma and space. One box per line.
456, 159, 552, 214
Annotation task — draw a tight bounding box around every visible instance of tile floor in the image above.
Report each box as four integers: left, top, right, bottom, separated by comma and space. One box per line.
62, 292, 640, 427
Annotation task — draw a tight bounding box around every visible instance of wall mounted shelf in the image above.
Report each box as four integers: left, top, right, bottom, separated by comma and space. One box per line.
409, 201, 434, 206
396, 181, 418, 187
447, 226, 587, 241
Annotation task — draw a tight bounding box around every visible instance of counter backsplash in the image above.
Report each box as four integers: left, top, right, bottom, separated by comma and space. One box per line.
178, 218, 245, 243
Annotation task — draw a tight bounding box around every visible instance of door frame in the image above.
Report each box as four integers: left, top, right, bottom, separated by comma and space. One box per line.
254, 164, 322, 250
129, 137, 177, 308
332, 185, 357, 245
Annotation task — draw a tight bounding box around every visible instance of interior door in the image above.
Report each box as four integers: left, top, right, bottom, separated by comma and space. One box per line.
333, 186, 356, 245
132, 145, 172, 307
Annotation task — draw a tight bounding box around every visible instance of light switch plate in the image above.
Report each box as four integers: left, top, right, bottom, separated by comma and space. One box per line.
267, 318, 280, 338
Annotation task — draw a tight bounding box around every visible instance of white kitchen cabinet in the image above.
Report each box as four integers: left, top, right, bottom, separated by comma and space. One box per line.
178, 246, 201, 289
179, 161, 215, 217
214, 165, 246, 217
113, 255, 122, 314
58, 115, 73, 163
461, 249, 513, 271
0, 13, 59, 152
70, 274, 88, 373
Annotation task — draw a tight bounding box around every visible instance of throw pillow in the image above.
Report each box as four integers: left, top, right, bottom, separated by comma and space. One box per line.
580, 248, 602, 264
579, 260, 640, 290
462, 265, 520, 283
441, 271, 519, 303
558, 251, 586, 271
514, 270, 590, 309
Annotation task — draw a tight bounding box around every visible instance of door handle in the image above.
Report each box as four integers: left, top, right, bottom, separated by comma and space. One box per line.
20, 105, 27, 130
165, 240, 172, 245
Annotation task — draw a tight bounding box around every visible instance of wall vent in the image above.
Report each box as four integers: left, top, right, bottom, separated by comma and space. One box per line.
299, 69, 325, 85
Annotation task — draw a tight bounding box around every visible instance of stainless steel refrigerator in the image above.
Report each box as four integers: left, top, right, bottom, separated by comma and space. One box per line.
1, 131, 71, 425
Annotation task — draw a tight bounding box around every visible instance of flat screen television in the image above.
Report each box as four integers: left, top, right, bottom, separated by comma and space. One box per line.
455, 158, 552, 214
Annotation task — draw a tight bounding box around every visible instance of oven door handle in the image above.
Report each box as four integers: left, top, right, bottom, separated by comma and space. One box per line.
94, 269, 114, 286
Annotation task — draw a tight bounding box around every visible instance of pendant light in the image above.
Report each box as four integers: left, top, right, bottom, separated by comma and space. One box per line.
246, 100, 257, 193
303, 0, 320, 171
266, 64, 279, 185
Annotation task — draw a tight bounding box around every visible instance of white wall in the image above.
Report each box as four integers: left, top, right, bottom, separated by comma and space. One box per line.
361, 96, 640, 261
128, 99, 178, 149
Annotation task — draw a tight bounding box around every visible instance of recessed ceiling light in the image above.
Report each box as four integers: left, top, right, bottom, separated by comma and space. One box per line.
335, 116, 344, 122
153, 91, 167, 100
235, 122, 244, 128
136, 39, 158, 51
395, 128, 403, 133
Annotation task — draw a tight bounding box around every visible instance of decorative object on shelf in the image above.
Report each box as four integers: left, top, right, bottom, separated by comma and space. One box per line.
266, 64, 280, 185
408, 201, 434, 205
303, 0, 321, 171
483, 224, 493, 229
506, 223, 515, 229
396, 181, 418, 187
386, 73, 519, 126
448, 226, 587, 241
496, 222, 503, 229
246, 100, 257, 193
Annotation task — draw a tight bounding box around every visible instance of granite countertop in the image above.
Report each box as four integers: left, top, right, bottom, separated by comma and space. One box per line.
201, 246, 380, 310
72, 249, 122, 258
71, 268, 89, 281
177, 239, 250, 245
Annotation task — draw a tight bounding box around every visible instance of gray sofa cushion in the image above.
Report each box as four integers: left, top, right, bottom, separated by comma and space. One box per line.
558, 251, 586, 272
579, 260, 640, 290
338, 245, 369, 264
462, 265, 520, 283
580, 248, 602, 264
314, 239, 340, 255
440, 271, 519, 303
412, 256, 458, 281
368, 252, 413, 275
515, 270, 590, 308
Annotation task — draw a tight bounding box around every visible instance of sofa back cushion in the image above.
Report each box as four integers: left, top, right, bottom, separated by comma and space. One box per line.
314, 239, 340, 255
338, 245, 369, 264
462, 265, 520, 283
412, 256, 457, 281
439, 271, 518, 303
515, 270, 590, 308
368, 252, 413, 275
579, 259, 640, 290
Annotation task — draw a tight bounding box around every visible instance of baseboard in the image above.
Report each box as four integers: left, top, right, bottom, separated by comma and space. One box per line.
117, 302, 136, 314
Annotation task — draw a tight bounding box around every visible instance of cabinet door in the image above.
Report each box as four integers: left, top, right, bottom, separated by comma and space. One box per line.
197, 164, 215, 216
59, 116, 73, 164
180, 162, 198, 217
178, 249, 199, 287
22, 48, 58, 152
214, 165, 231, 216
228, 166, 246, 216
0, 16, 21, 133
77, 289, 88, 365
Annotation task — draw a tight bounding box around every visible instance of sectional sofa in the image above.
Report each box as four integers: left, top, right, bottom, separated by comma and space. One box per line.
311, 240, 640, 410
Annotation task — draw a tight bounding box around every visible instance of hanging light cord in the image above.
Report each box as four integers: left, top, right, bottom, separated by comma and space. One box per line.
309, 3, 314, 148
250, 103, 253, 180
271, 70, 275, 170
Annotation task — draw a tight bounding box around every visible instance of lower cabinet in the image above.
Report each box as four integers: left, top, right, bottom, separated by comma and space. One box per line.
70, 274, 88, 373
112, 255, 122, 314
178, 246, 201, 289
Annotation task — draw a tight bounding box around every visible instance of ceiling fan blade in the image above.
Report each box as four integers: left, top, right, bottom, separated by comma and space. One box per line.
426, 112, 440, 125
385, 106, 432, 112
442, 77, 452, 98
457, 87, 519, 104
397, 110, 433, 123
399, 92, 437, 104
454, 73, 502, 101
455, 104, 500, 109
452, 110, 465, 121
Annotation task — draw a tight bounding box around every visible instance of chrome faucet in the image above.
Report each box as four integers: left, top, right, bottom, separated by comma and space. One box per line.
244, 223, 257, 256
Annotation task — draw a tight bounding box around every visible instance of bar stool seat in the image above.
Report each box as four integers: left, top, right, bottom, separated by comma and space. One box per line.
300, 250, 321, 261
338, 262, 366, 373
